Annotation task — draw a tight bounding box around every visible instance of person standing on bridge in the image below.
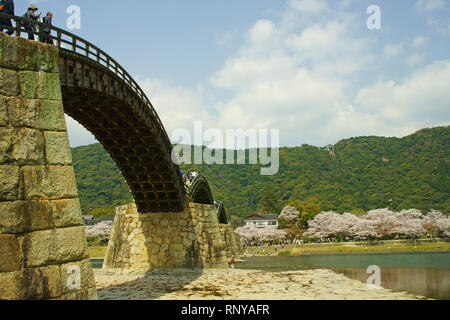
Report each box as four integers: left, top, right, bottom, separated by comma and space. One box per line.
0, 0, 15, 36
24, 4, 41, 40
40, 12, 53, 44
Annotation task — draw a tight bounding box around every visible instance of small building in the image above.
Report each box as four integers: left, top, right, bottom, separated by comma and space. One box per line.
244, 213, 279, 228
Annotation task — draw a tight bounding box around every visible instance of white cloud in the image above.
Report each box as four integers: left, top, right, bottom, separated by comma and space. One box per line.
383, 43, 404, 59
134, 2, 449, 147
65, 116, 98, 147
355, 60, 450, 127
415, 0, 450, 36
136, 78, 216, 138
428, 16, 450, 36
289, 0, 328, 14
284, 17, 375, 76
67, 0, 448, 148
415, 0, 446, 12
411, 36, 428, 47
405, 53, 427, 67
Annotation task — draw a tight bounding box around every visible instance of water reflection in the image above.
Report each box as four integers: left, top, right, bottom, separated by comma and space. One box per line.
332, 267, 449, 300
236, 253, 450, 300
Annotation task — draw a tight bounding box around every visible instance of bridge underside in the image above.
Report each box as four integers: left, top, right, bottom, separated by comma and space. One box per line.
59, 53, 185, 213
186, 175, 215, 205
62, 86, 183, 213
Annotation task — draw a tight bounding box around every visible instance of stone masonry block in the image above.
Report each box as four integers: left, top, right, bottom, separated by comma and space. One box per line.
0, 200, 53, 234
45, 131, 72, 165
51, 198, 84, 228
38, 72, 62, 100
7, 98, 66, 131
19, 226, 89, 268
0, 265, 63, 299
18, 71, 62, 101
19, 166, 78, 200
0, 271, 23, 299
0, 95, 8, 126
21, 265, 63, 299
18, 71, 38, 99
0, 234, 23, 272
0, 165, 19, 200
0, 67, 19, 97
55, 288, 98, 300
0, 32, 6, 58
11, 128, 45, 165
0, 127, 12, 164
0, 35, 59, 73
60, 258, 96, 295
0, 199, 83, 234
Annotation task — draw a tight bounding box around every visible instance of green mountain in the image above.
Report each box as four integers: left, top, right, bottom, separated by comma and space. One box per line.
71, 126, 449, 220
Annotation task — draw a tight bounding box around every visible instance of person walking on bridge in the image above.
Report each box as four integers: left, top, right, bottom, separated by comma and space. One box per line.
0, 0, 15, 36
24, 4, 41, 40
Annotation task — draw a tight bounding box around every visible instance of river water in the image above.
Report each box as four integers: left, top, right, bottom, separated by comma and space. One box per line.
236, 252, 450, 300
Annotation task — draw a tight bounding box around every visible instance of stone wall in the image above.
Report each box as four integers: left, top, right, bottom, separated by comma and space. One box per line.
0, 34, 97, 300
103, 202, 242, 270
219, 224, 242, 259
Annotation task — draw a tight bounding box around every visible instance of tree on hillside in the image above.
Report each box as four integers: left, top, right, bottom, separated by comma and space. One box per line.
259, 185, 282, 214
278, 206, 305, 238
229, 215, 244, 228
288, 197, 322, 227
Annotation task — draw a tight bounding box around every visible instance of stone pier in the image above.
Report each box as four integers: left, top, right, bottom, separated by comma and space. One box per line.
0, 33, 97, 300
103, 203, 242, 270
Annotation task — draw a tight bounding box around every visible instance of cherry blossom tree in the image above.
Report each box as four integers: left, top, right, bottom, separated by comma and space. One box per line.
85, 221, 112, 240
234, 225, 287, 245
278, 206, 300, 223
304, 208, 449, 240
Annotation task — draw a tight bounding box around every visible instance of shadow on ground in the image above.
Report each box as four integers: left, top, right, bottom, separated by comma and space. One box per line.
94, 268, 223, 300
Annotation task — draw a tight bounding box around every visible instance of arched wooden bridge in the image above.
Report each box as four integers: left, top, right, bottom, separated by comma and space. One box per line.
1, 14, 227, 219
185, 174, 215, 205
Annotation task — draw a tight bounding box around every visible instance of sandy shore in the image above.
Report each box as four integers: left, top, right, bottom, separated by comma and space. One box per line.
94, 268, 424, 300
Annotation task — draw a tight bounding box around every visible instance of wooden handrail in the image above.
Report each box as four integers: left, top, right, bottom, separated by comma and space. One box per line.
0, 13, 172, 149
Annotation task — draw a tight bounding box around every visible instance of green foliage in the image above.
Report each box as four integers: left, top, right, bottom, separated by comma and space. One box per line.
259, 185, 282, 214
71, 126, 450, 221
71, 144, 133, 213
89, 208, 115, 219
288, 197, 322, 226
229, 215, 244, 228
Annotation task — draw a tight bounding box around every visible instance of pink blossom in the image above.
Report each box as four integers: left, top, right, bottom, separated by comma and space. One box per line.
304, 208, 449, 240
85, 221, 112, 239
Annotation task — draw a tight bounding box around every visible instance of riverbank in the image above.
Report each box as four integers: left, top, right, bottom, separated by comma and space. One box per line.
89, 246, 107, 258
245, 240, 450, 256
93, 268, 424, 300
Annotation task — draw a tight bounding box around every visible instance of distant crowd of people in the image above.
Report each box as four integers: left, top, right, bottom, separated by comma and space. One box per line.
181, 170, 199, 186
0, 2, 54, 44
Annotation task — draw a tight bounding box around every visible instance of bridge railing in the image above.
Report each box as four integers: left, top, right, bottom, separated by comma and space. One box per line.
0, 13, 169, 146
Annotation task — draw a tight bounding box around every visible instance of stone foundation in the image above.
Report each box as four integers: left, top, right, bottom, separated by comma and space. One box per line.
0, 33, 97, 300
103, 203, 242, 270
219, 223, 242, 259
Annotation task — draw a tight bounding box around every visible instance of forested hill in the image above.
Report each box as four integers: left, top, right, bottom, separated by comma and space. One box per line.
71, 126, 449, 219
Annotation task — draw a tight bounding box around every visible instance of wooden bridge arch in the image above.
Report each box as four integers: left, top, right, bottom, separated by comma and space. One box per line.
0, 13, 229, 215
0, 13, 191, 212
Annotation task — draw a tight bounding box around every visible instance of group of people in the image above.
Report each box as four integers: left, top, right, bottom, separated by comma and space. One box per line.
181, 170, 199, 185
0, 1, 53, 44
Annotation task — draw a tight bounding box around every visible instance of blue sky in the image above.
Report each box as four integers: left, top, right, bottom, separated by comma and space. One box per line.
23, 0, 450, 147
